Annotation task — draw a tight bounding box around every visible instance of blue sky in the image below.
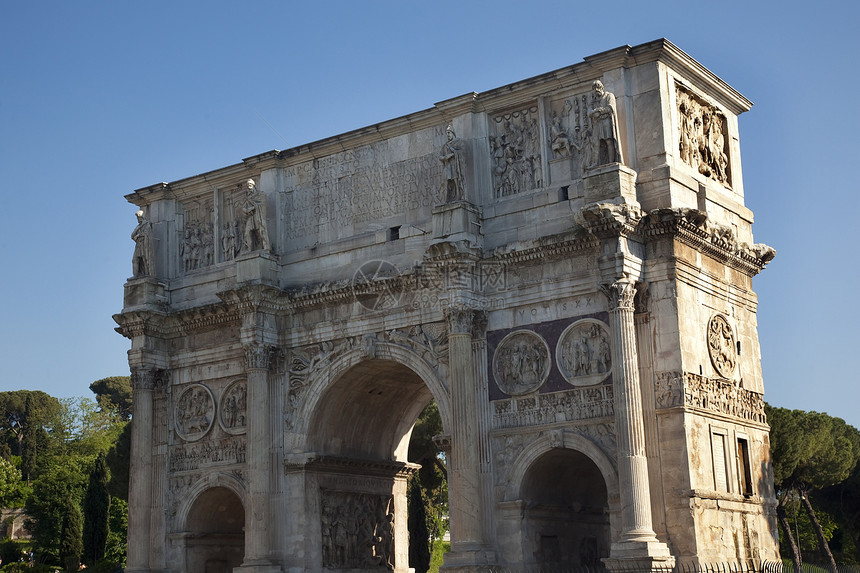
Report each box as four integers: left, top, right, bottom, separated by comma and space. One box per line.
1, 1, 857, 429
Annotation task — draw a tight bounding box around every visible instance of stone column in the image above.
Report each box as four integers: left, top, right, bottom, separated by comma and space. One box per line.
443, 307, 486, 568
126, 367, 156, 573
237, 342, 280, 573
603, 279, 672, 567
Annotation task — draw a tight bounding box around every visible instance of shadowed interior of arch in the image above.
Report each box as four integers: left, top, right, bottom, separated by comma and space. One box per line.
308, 359, 434, 462
520, 448, 610, 567
185, 486, 245, 572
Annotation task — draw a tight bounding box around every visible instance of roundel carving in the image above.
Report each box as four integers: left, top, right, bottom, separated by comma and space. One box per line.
175, 383, 215, 442
707, 314, 736, 378
492, 330, 551, 396
219, 380, 247, 435
556, 319, 612, 386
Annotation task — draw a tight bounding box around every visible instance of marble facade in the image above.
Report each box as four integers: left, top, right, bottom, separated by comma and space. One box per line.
115, 39, 779, 572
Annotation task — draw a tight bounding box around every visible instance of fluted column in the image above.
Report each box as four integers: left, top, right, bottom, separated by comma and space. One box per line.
240, 342, 277, 570
126, 367, 157, 573
444, 307, 484, 558
603, 279, 672, 565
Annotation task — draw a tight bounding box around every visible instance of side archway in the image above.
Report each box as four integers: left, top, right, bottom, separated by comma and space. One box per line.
504, 431, 619, 567
176, 473, 246, 573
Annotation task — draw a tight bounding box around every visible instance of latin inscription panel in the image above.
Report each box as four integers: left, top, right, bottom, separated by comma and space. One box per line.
282, 128, 444, 250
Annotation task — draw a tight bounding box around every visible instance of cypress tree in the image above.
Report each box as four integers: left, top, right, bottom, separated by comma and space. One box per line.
60, 497, 83, 573
83, 452, 111, 565
407, 474, 431, 573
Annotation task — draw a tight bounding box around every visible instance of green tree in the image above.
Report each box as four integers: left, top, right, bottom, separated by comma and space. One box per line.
25, 458, 87, 564
82, 453, 110, 565
0, 457, 25, 507
408, 402, 448, 548
60, 497, 83, 572
104, 497, 128, 569
0, 390, 61, 460
106, 421, 131, 500
767, 404, 860, 572
89, 376, 132, 421
408, 475, 431, 573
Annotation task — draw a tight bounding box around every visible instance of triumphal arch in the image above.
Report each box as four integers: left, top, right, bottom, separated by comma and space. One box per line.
116, 39, 780, 572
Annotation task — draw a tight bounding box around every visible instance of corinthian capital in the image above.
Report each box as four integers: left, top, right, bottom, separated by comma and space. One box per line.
445, 306, 477, 335
130, 367, 169, 391
243, 342, 271, 371
601, 279, 636, 312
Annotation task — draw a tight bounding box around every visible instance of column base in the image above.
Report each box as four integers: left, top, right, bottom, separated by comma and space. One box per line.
234, 562, 282, 573
605, 539, 674, 571
440, 547, 496, 571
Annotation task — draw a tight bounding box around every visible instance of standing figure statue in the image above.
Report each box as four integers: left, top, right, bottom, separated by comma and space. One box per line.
439, 125, 466, 202
131, 210, 153, 277
241, 179, 270, 253
587, 80, 624, 168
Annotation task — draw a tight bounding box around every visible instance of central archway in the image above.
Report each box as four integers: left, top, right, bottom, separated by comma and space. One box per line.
520, 448, 611, 567
304, 357, 443, 572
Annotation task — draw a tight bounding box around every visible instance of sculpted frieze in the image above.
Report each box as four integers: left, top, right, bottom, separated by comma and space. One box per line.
168, 436, 247, 472
492, 386, 614, 430
653, 371, 766, 423
320, 490, 395, 570
174, 383, 215, 441
490, 105, 542, 197
546, 80, 624, 179
557, 319, 612, 386
385, 323, 449, 368
492, 330, 550, 396
676, 83, 731, 186
180, 195, 214, 273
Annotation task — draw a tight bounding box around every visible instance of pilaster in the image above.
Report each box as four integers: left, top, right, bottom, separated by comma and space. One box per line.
441, 306, 494, 570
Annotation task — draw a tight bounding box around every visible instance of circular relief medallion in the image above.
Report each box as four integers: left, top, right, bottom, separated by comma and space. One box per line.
175, 383, 215, 442
492, 330, 551, 396
556, 319, 612, 387
707, 313, 736, 378
219, 380, 247, 435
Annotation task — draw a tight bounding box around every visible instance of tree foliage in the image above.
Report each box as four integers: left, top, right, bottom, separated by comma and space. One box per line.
60, 496, 83, 572
0, 390, 62, 458
83, 452, 111, 565
89, 376, 132, 421
767, 404, 860, 570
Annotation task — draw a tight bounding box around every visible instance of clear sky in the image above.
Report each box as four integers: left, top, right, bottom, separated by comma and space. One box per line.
1, 1, 857, 429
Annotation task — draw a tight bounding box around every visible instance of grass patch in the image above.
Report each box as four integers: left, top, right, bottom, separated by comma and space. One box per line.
429, 539, 450, 573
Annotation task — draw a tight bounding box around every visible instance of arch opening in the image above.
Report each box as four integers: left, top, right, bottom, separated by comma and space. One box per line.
520, 448, 610, 567
184, 486, 245, 573
308, 359, 434, 461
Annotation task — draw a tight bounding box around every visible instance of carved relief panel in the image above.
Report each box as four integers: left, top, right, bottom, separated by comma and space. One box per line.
179, 196, 215, 273
556, 319, 612, 386
492, 330, 551, 396
174, 383, 215, 441
218, 184, 247, 262
707, 314, 736, 379
489, 105, 543, 197
676, 83, 731, 186
320, 490, 395, 569
219, 380, 247, 435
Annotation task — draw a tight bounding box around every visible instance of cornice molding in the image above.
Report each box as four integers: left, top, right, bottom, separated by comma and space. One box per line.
641, 208, 775, 276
